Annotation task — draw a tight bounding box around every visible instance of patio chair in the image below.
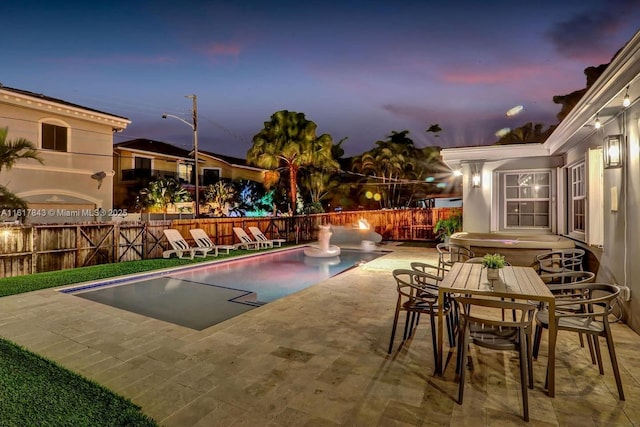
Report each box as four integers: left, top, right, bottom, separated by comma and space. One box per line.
388, 269, 455, 373
534, 248, 585, 274
535, 270, 596, 360
232, 227, 267, 250
532, 282, 624, 400
189, 228, 236, 255
436, 243, 474, 276
455, 295, 536, 422
163, 229, 212, 259
248, 226, 286, 247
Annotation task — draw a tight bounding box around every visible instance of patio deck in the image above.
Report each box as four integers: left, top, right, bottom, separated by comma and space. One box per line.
0, 246, 638, 426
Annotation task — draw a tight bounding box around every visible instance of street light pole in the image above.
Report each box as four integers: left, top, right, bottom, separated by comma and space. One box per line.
162, 94, 200, 218
187, 94, 199, 218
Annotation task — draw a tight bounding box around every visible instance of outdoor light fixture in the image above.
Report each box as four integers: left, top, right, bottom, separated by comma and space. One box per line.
604, 135, 623, 168
471, 172, 481, 188
623, 86, 631, 107
594, 115, 601, 129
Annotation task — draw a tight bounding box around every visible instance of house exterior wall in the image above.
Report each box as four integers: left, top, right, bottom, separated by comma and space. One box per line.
199, 156, 263, 182
0, 94, 128, 223
460, 156, 562, 233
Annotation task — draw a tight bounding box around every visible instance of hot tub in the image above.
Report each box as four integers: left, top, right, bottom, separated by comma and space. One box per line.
449, 232, 575, 267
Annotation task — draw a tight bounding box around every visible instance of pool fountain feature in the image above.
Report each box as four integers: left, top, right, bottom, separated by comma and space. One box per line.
304, 224, 341, 258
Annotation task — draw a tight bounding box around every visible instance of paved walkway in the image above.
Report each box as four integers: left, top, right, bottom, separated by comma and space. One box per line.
0, 246, 639, 426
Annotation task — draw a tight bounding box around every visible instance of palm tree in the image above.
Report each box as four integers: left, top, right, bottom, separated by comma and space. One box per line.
138, 178, 192, 218
0, 127, 43, 211
247, 110, 338, 213
203, 181, 243, 217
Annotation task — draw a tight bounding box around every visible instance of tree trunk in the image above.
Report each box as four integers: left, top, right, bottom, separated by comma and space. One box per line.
289, 165, 298, 214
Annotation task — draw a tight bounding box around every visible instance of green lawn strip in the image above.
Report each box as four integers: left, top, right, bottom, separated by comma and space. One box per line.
0, 247, 282, 297
0, 338, 158, 426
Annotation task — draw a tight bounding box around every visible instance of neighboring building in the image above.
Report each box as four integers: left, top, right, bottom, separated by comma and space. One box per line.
0, 85, 130, 223
441, 30, 640, 332
113, 139, 265, 211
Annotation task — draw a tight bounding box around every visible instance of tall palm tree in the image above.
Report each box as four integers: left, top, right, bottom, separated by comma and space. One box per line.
0, 127, 43, 211
247, 110, 338, 212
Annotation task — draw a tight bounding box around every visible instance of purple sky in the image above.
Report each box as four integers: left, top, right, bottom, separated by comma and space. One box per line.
2, 0, 638, 158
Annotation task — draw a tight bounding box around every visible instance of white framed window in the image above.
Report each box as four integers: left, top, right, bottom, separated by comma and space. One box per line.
569, 162, 585, 235
177, 162, 192, 183
504, 171, 551, 229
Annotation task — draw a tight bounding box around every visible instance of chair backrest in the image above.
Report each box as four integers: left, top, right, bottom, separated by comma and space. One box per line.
437, 243, 474, 263
456, 296, 536, 333
248, 226, 268, 242
233, 227, 254, 243
550, 282, 620, 321
539, 270, 595, 286
190, 228, 214, 248
163, 229, 190, 250
392, 269, 441, 300
535, 248, 585, 272
410, 262, 443, 278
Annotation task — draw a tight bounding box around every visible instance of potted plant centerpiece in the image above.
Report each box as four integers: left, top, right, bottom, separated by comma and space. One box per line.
482, 253, 506, 281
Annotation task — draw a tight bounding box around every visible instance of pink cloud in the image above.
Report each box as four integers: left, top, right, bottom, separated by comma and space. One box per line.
202, 42, 241, 58
441, 65, 542, 85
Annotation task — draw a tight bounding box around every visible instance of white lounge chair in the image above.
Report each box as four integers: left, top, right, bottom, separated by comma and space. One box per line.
248, 226, 286, 248
189, 228, 236, 254
233, 227, 268, 250
163, 229, 212, 259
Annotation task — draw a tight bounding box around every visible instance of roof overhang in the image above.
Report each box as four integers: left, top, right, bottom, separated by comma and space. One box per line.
543, 30, 640, 155
0, 87, 131, 131
441, 143, 549, 170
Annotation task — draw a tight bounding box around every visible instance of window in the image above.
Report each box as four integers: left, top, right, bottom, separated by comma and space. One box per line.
133, 157, 152, 180
41, 123, 67, 152
202, 168, 221, 186
570, 162, 585, 234
504, 172, 550, 228
177, 163, 192, 183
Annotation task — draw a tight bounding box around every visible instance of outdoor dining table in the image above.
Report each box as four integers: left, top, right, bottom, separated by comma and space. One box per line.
436, 263, 558, 397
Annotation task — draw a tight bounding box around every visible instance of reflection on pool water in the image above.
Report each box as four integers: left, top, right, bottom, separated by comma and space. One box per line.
65, 247, 386, 330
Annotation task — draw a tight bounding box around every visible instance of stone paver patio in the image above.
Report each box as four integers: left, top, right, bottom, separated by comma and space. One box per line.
0, 246, 639, 426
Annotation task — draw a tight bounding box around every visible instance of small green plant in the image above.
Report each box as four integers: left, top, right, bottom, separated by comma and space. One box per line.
433, 212, 462, 241
482, 253, 506, 269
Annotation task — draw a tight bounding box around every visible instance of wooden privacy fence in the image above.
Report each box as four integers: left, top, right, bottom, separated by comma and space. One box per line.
0, 208, 458, 278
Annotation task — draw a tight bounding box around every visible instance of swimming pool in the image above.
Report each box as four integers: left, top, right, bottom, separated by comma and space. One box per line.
65, 247, 386, 330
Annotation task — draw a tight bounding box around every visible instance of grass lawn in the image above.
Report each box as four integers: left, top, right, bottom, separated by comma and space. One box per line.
0, 246, 287, 426
0, 339, 157, 426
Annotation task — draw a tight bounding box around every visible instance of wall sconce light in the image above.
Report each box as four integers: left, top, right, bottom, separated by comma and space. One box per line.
471, 172, 481, 188
623, 86, 631, 107
604, 134, 623, 168
594, 115, 601, 129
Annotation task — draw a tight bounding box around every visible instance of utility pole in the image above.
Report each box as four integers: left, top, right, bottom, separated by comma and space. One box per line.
162, 94, 200, 218
187, 94, 200, 218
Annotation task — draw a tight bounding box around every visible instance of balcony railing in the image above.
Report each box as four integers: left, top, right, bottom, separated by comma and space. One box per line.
120, 169, 219, 186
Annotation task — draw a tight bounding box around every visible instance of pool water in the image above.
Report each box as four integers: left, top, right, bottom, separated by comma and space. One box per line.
68, 247, 386, 330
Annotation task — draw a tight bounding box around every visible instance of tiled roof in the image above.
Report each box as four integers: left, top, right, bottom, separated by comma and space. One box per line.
198, 149, 247, 166
0, 84, 129, 120
114, 139, 192, 158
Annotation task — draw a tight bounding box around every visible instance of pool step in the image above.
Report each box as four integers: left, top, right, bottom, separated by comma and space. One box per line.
232, 291, 267, 307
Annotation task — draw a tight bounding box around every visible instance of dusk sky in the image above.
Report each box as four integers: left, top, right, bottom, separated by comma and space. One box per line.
3, 0, 639, 158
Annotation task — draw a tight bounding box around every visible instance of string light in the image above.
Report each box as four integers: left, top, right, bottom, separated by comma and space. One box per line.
595, 115, 601, 129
